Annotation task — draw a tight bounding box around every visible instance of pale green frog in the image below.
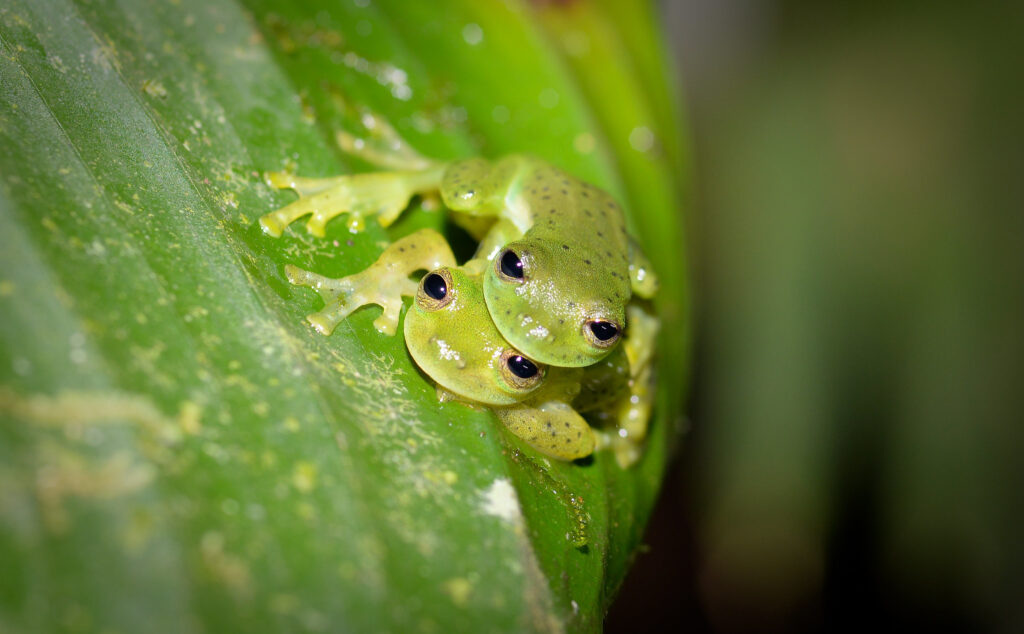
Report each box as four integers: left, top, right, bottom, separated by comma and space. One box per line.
284, 228, 656, 464
259, 121, 658, 369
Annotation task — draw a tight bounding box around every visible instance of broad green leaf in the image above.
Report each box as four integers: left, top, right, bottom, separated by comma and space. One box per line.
0, 0, 689, 631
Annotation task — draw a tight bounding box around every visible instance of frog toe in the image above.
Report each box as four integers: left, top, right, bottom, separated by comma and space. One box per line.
259, 213, 287, 238
304, 212, 332, 237
305, 290, 392, 336
306, 310, 345, 335
370, 291, 411, 335
264, 171, 295, 190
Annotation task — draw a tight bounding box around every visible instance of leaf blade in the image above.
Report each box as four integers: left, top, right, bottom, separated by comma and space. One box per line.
0, 0, 688, 631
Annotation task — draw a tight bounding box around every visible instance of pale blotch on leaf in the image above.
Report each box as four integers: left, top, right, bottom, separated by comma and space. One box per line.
200, 531, 253, 599
443, 577, 473, 607
292, 461, 318, 493
179, 400, 202, 435
462, 23, 483, 46
141, 79, 167, 98
480, 478, 522, 523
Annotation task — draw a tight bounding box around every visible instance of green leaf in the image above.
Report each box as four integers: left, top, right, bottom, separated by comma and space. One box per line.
0, 0, 688, 631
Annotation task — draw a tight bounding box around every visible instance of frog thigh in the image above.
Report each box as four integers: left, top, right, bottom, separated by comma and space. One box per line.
496, 401, 596, 461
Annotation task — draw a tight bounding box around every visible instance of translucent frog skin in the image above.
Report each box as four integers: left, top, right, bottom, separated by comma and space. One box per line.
286, 228, 592, 460
284, 228, 656, 464
410, 269, 659, 466
405, 262, 599, 461
259, 130, 658, 368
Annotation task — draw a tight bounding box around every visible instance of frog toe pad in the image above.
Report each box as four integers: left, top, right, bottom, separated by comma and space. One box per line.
284, 264, 415, 336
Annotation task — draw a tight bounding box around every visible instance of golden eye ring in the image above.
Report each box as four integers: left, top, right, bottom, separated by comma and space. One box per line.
499, 349, 544, 390
495, 248, 526, 283
416, 269, 455, 311
583, 319, 621, 349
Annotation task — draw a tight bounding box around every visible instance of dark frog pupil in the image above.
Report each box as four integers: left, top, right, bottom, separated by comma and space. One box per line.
500, 250, 524, 279
423, 273, 448, 300
589, 321, 619, 341
506, 354, 538, 379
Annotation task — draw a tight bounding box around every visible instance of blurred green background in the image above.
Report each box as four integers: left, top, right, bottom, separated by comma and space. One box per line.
608, 1, 1024, 631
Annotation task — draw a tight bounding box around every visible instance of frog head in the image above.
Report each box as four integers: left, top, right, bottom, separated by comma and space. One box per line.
483, 238, 629, 367
404, 266, 548, 406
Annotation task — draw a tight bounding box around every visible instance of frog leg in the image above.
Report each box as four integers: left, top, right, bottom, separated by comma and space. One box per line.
494, 366, 593, 461
623, 302, 658, 373
329, 100, 438, 171
472, 218, 524, 263
599, 362, 655, 467
336, 128, 436, 171
264, 172, 349, 197
627, 236, 659, 299
260, 164, 447, 237
284, 228, 455, 335
438, 156, 534, 224
496, 401, 596, 461
586, 302, 659, 467
434, 219, 521, 282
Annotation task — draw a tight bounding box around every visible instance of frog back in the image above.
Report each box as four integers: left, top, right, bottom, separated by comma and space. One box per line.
516, 162, 631, 273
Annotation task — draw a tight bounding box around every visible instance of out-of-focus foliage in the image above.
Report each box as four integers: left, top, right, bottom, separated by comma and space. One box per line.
608, 1, 1023, 631
0, 0, 688, 632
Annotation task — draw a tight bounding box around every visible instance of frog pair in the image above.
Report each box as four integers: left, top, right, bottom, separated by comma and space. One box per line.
260, 127, 658, 465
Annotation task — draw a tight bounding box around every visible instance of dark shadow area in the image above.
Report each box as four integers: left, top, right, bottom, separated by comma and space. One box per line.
609, 1, 1023, 631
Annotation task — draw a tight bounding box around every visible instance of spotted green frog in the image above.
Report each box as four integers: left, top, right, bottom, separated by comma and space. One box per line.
285, 228, 656, 464
259, 123, 658, 369
286, 228, 594, 459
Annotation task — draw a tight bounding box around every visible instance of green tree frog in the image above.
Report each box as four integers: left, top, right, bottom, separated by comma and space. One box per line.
259, 124, 658, 369
285, 228, 593, 460
284, 228, 656, 465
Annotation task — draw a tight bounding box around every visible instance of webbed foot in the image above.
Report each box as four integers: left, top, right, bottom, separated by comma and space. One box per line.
284, 228, 456, 335
259, 166, 446, 237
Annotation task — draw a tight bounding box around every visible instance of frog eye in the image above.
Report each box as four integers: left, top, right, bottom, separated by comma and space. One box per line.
499, 349, 544, 390
416, 269, 454, 311
496, 248, 525, 282
583, 319, 621, 349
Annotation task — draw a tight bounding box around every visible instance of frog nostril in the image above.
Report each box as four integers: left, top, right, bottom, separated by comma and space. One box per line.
499, 249, 524, 280
422, 273, 448, 300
